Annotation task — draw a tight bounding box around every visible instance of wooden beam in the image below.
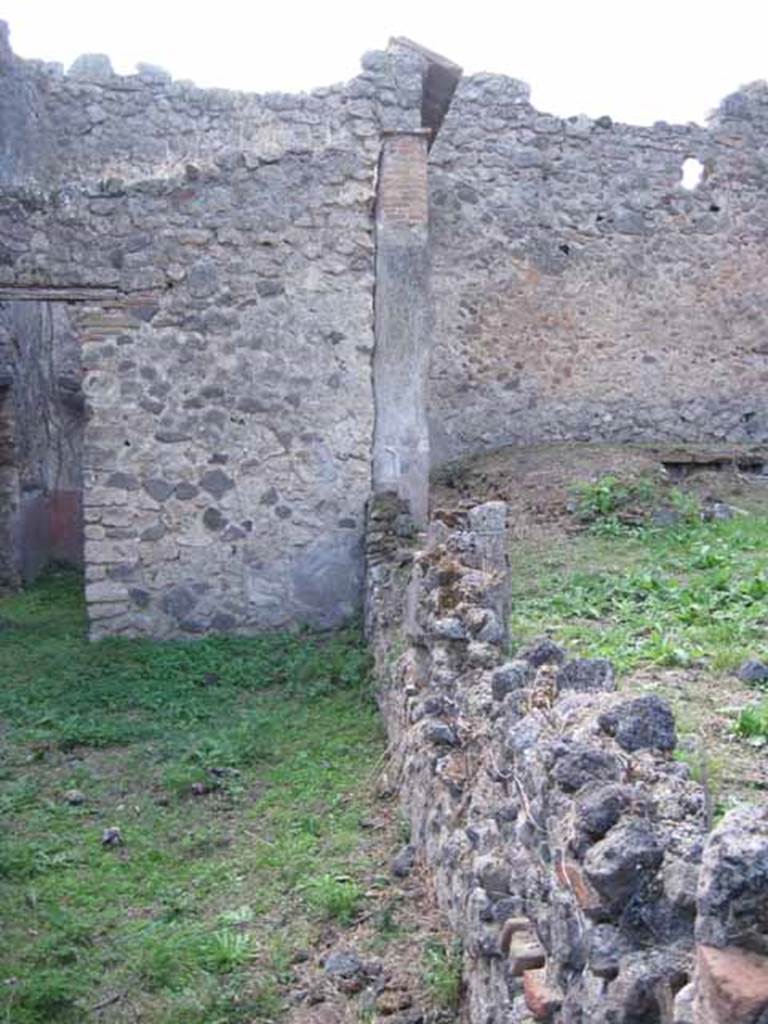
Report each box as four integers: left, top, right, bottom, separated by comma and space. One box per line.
0, 286, 121, 303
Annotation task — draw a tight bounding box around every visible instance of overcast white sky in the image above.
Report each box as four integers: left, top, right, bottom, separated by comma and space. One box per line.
2, 0, 768, 126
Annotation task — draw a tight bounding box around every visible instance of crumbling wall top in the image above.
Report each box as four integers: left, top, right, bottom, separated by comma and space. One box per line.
0, 24, 441, 189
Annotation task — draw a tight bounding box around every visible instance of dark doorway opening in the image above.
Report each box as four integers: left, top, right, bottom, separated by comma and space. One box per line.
0, 299, 84, 588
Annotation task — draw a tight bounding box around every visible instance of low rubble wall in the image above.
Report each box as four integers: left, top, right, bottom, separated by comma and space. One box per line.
366, 495, 768, 1024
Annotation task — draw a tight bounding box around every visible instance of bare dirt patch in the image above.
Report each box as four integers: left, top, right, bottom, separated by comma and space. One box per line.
432, 441, 768, 538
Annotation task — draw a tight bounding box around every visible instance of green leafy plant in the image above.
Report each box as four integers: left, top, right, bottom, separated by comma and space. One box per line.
373, 900, 401, 939
135, 929, 197, 991
217, 904, 254, 927
511, 513, 768, 673
302, 873, 363, 924
571, 474, 699, 535
573, 474, 658, 521
204, 930, 253, 973
423, 938, 463, 1011
6, 969, 87, 1023
736, 703, 768, 743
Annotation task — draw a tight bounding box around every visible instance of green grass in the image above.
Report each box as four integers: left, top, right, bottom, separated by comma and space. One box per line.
302, 873, 364, 925
511, 511, 768, 674
571, 472, 663, 523
423, 939, 463, 1011
0, 569, 382, 1023
736, 703, 768, 743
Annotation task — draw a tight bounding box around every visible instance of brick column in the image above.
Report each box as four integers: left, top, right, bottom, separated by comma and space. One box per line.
76, 302, 147, 639
372, 130, 431, 525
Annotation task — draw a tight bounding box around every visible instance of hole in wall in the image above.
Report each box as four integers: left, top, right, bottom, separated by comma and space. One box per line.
680, 157, 704, 190
662, 458, 767, 481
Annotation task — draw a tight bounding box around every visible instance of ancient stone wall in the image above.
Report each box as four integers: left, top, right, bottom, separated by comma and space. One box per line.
6, 15, 768, 635
428, 78, 768, 463
0, 22, 51, 186
0, 25, 426, 191
368, 498, 768, 1023
0, 24, 436, 636
0, 159, 377, 635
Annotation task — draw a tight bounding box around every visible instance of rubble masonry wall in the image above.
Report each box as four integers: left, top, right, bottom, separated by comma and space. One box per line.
367, 497, 768, 1024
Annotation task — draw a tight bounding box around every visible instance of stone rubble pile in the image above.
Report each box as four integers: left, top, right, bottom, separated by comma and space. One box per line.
367, 497, 768, 1023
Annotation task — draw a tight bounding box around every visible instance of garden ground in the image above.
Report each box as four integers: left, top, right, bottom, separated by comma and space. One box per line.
0, 574, 457, 1023
4, 440, 768, 1021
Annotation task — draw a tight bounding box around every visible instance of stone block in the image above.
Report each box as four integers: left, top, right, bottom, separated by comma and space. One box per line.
556, 659, 616, 694
492, 660, 534, 700
509, 936, 547, 977
85, 580, 127, 604
522, 967, 562, 1021
584, 819, 663, 905
599, 694, 677, 753
693, 945, 768, 1024
696, 805, 768, 954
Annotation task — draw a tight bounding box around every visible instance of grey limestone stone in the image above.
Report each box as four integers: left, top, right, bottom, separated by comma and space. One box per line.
431, 616, 467, 640
518, 638, 566, 668
662, 855, 700, 909
696, 804, 768, 955
552, 743, 623, 793
107, 472, 139, 490
391, 844, 416, 878
586, 923, 631, 979
506, 713, 545, 756
425, 721, 459, 747
174, 482, 199, 500
598, 695, 677, 753
491, 660, 533, 700
737, 659, 768, 685
556, 658, 616, 694
202, 508, 226, 531
324, 950, 364, 978
575, 783, 633, 838
160, 585, 197, 620
584, 819, 664, 904
143, 478, 175, 502
68, 53, 114, 80
199, 470, 235, 500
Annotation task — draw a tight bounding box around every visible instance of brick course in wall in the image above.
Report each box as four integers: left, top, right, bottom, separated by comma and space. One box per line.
376, 131, 430, 227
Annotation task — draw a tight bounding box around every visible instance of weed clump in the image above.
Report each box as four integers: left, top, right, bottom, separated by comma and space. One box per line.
423, 938, 463, 1010
303, 873, 363, 924
737, 704, 768, 744
572, 473, 699, 535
